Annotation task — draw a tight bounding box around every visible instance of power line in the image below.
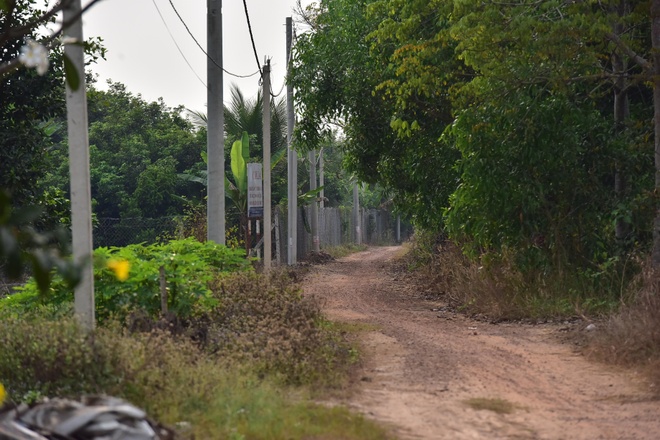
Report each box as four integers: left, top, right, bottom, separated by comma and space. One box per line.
151, 0, 207, 88
242, 0, 262, 75
167, 0, 260, 79
270, 79, 285, 98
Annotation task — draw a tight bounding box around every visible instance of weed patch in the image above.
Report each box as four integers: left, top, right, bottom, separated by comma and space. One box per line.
0, 315, 389, 439
323, 244, 368, 259
409, 237, 625, 320
464, 397, 518, 414
196, 270, 355, 388
584, 266, 660, 391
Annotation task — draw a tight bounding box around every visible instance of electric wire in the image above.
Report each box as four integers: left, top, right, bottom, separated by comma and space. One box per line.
271, 22, 297, 98
151, 0, 207, 88
270, 80, 286, 98
242, 0, 263, 75
167, 0, 260, 79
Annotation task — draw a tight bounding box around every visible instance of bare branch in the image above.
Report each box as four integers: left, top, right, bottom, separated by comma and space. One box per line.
607, 31, 652, 71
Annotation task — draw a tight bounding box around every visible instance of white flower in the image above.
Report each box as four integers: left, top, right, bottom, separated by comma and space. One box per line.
18, 39, 49, 75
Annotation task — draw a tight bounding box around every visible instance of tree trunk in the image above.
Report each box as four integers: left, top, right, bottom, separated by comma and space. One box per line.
613, 72, 630, 243
614, 0, 631, 245
652, 0, 660, 268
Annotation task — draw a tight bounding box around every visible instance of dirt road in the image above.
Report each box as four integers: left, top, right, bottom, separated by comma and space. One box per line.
301, 246, 660, 440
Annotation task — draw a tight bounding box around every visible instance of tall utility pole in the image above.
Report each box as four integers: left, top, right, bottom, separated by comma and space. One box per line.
263, 61, 272, 270
353, 182, 361, 245
64, 0, 94, 331
319, 149, 325, 208
310, 150, 320, 252
286, 17, 297, 265
207, 0, 225, 244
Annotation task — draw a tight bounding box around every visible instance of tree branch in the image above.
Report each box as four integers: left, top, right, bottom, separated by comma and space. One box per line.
607, 31, 652, 71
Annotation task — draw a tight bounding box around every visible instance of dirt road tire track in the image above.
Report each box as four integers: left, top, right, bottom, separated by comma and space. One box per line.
301, 246, 660, 440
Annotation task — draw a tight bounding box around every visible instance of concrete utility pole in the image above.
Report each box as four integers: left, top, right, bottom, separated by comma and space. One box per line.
286, 17, 298, 265
319, 148, 325, 208
263, 61, 272, 270
353, 182, 361, 245
310, 150, 320, 252
207, 0, 225, 244
63, 0, 94, 331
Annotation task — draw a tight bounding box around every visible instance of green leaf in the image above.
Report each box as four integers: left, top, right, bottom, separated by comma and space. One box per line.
63, 54, 81, 91
231, 139, 247, 194
271, 146, 287, 170
241, 131, 250, 161
0, 227, 22, 279
10, 205, 43, 225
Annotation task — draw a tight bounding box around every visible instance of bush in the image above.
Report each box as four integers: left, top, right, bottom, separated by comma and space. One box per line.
195, 270, 355, 387
0, 316, 123, 402
0, 315, 387, 439
2, 238, 251, 321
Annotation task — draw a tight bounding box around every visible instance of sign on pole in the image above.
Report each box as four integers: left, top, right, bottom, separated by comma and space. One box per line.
247, 163, 263, 218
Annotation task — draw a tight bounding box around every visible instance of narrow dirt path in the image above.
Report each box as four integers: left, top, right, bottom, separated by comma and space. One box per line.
301, 246, 660, 440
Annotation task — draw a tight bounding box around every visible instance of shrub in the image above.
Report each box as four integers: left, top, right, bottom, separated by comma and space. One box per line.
196, 270, 355, 387
0, 316, 123, 402
0, 315, 387, 439
2, 238, 251, 321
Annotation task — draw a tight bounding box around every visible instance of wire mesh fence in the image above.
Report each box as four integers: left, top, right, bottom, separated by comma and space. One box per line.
94, 217, 183, 248
92, 207, 411, 261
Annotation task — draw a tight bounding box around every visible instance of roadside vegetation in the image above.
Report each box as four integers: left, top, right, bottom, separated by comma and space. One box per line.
0, 238, 391, 439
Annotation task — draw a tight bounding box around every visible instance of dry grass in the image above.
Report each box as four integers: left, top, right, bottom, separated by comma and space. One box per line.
405, 235, 620, 320
584, 266, 660, 391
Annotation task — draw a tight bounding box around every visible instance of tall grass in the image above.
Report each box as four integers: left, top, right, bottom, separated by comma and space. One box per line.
408, 236, 628, 320
584, 265, 660, 390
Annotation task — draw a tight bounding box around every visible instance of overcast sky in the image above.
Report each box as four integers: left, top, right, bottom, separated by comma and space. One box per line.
81, 0, 311, 113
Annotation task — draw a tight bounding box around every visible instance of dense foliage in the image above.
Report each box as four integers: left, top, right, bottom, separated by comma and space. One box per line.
2, 238, 250, 321
292, 0, 657, 282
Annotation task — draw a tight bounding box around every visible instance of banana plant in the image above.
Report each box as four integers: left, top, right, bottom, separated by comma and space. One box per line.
225, 131, 250, 215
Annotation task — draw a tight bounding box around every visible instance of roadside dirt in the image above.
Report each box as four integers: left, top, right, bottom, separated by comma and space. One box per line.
301, 246, 660, 440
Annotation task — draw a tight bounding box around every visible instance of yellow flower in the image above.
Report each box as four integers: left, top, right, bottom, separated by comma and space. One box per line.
0, 383, 6, 405
107, 259, 130, 281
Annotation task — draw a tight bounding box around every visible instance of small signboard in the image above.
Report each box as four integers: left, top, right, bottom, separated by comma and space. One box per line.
247, 163, 263, 218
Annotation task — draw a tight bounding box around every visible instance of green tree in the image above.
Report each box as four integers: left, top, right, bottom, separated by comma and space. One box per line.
293, 0, 659, 275
83, 82, 205, 219
291, 0, 459, 230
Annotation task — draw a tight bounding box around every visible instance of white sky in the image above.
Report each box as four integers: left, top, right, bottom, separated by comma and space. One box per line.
81, 0, 311, 113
